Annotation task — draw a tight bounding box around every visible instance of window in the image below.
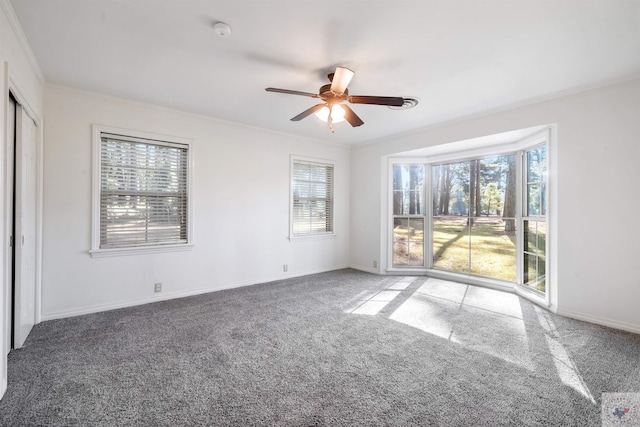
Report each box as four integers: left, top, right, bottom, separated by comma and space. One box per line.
91, 126, 192, 256
291, 158, 334, 237
388, 129, 549, 299
523, 145, 547, 293
392, 165, 425, 266
432, 155, 517, 281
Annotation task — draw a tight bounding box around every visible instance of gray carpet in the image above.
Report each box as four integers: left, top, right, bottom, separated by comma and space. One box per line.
1, 269, 639, 426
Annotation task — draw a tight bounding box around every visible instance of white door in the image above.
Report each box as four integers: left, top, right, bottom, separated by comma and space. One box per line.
13, 105, 37, 349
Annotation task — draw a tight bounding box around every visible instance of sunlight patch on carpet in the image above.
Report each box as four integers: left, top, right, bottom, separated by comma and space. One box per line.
345, 277, 415, 315
388, 279, 534, 370
535, 306, 596, 404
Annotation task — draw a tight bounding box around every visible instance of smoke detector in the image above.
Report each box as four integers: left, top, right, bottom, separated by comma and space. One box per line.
213, 22, 231, 37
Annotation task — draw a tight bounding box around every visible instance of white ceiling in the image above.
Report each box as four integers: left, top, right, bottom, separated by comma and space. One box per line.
10, 0, 640, 145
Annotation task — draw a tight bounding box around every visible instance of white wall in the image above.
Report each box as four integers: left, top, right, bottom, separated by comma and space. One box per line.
0, 0, 44, 400
41, 85, 350, 320
350, 77, 640, 333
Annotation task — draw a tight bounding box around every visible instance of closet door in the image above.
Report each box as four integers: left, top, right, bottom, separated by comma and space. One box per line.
14, 105, 37, 349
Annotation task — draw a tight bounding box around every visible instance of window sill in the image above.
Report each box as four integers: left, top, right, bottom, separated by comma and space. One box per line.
89, 244, 194, 258
288, 233, 336, 242
515, 284, 549, 308
385, 268, 516, 293
386, 267, 428, 274
425, 269, 515, 292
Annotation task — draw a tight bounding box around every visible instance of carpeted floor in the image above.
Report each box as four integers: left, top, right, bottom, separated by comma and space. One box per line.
1, 269, 639, 426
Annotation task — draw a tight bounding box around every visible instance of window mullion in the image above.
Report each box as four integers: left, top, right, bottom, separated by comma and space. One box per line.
425, 163, 433, 269
516, 150, 524, 285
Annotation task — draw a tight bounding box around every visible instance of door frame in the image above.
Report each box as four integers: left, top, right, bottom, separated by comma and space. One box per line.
5, 81, 43, 336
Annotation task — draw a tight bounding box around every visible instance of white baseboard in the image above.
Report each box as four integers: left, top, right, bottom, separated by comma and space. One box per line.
554, 308, 640, 335
349, 264, 380, 274
41, 266, 640, 338
41, 265, 351, 321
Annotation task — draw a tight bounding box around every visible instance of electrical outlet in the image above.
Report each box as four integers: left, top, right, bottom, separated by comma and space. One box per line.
154, 282, 162, 293
373, 261, 378, 268
283, 264, 288, 272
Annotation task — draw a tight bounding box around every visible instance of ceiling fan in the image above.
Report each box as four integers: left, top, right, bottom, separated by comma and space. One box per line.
265, 66, 407, 132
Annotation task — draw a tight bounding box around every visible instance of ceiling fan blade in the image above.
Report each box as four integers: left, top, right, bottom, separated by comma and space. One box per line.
341, 104, 364, 127
348, 95, 405, 107
291, 103, 326, 121
266, 87, 320, 98
330, 67, 355, 95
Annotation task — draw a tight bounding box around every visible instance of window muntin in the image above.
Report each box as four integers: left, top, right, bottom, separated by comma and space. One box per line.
98, 133, 189, 249
291, 160, 334, 236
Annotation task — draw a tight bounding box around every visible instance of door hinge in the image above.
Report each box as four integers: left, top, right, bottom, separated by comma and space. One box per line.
9, 235, 13, 247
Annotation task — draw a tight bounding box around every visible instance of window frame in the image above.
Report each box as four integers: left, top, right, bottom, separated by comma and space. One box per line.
90, 125, 194, 257
289, 156, 335, 240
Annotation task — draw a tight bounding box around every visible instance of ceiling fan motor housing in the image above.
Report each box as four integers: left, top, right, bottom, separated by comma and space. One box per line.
320, 84, 348, 102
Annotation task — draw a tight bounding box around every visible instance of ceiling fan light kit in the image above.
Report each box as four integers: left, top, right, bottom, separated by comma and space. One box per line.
265, 66, 411, 133
315, 104, 346, 123
329, 67, 355, 95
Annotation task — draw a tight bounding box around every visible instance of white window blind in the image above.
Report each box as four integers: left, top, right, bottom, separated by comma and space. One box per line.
292, 160, 334, 236
99, 133, 188, 248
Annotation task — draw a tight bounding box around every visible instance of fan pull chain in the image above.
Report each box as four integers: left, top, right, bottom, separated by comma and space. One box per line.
329, 113, 335, 133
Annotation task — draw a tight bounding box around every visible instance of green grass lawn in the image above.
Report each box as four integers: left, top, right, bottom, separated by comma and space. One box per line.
393, 221, 424, 266
394, 216, 545, 291
433, 216, 517, 282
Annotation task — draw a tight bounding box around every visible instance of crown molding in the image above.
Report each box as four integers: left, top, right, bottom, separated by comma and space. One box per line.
0, 0, 45, 84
